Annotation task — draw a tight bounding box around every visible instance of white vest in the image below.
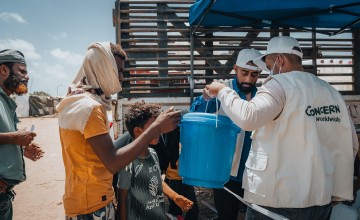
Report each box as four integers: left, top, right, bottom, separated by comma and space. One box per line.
243, 71, 354, 208
219, 79, 246, 177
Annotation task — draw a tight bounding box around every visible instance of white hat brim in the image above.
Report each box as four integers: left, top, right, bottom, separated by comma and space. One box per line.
253, 54, 269, 72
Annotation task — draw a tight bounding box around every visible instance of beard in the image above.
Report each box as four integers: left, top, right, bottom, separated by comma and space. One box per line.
238, 82, 255, 94
4, 70, 28, 95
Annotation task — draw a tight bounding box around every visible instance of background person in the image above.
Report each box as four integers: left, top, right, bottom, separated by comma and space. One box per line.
0, 49, 44, 220
161, 127, 200, 220
205, 36, 358, 220
190, 48, 262, 220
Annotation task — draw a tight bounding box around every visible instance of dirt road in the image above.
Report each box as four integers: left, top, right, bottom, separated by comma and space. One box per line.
12, 117, 244, 220
14, 117, 65, 220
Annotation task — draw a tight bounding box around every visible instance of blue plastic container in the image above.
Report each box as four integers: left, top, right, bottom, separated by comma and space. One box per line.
179, 113, 240, 188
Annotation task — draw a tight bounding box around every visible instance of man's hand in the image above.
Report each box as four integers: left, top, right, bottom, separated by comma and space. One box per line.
202, 88, 212, 101
23, 143, 44, 161
13, 130, 36, 146
0, 178, 8, 194
204, 82, 226, 98
174, 195, 194, 212
154, 107, 181, 134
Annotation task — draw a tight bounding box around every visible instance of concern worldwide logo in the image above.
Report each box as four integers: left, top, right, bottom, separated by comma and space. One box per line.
305, 105, 341, 122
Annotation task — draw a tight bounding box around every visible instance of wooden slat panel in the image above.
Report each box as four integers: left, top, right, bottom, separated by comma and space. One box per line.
125, 55, 233, 61
120, 9, 189, 13
121, 19, 188, 23
124, 66, 232, 71
120, 0, 194, 3
125, 6, 191, 10
115, 0, 356, 98
127, 15, 188, 19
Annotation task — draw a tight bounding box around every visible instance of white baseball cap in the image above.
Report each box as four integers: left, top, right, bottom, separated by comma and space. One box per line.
253, 36, 303, 71
236, 48, 263, 71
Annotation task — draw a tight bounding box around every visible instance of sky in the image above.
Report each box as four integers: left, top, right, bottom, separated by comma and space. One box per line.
1, 0, 117, 96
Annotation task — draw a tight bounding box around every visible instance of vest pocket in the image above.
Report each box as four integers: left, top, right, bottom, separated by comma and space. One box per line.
243, 151, 268, 197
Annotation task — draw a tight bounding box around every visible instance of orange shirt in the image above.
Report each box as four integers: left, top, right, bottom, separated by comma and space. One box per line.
59, 105, 114, 216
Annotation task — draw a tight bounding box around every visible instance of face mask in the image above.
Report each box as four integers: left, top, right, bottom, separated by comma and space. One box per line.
269, 56, 282, 76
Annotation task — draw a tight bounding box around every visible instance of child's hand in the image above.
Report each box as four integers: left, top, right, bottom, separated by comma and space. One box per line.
174, 195, 194, 212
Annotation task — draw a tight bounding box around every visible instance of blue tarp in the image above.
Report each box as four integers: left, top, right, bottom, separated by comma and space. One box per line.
189, 0, 360, 33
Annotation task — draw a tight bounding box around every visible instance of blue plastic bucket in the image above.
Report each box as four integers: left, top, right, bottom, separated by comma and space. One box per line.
179, 113, 240, 188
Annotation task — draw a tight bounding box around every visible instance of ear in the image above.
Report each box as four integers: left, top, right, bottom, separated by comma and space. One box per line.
133, 127, 143, 139
0, 64, 10, 77
277, 55, 285, 66
0, 64, 6, 73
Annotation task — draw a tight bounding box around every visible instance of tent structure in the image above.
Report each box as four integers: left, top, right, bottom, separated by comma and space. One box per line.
189, 0, 360, 36
186, 0, 360, 102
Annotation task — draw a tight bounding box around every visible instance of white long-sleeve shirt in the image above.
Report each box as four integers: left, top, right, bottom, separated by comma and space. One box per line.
217, 71, 358, 207
217, 76, 358, 158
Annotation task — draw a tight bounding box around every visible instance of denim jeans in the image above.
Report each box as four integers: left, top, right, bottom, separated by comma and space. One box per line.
66, 203, 115, 220
0, 191, 15, 220
245, 203, 332, 220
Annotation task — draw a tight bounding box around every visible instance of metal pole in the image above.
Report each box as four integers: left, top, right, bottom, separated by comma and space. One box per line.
353, 28, 360, 95
312, 28, 318, 76
190, 27, 195, 104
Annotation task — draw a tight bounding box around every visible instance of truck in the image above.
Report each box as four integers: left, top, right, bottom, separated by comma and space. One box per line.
111, 0, 360, 137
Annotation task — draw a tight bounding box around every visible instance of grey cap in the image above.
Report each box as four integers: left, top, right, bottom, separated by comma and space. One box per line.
0, 49, 26, 65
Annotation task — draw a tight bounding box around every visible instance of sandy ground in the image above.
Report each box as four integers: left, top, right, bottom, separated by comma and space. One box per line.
12, 117, 245, 220
14, 117, 65, 220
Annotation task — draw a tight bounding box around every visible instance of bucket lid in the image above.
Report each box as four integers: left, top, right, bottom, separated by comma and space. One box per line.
181, 112, 240, 132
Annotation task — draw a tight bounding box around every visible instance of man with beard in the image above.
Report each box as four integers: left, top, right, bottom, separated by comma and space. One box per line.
0, 49, 44, 220
190, 48, 262, 220
204, 36, 358, 220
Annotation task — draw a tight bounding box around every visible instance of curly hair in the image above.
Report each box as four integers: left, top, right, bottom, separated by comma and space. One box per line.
125, 101, 161, 138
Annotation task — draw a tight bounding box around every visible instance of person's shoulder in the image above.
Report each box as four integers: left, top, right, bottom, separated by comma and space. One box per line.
80, 94, 102, 108
58, 94, 105, 132
114, 131, 133, 149
149, 148, 160, 162
58, 93, 100, 113
149, 147, 158, 156
119, 157, 134, 173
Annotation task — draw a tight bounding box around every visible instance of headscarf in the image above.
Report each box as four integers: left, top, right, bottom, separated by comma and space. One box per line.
72, 42, 121, 94
70, 42, 122, 110
0, 49, 26, 65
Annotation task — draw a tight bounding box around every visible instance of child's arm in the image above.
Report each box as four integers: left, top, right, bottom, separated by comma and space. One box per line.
117, 188, 128, 220
162, 181, 194, 212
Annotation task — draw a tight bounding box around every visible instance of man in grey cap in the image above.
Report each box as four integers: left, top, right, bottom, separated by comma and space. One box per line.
191, 48, 263, 220
205, 36, 358, 220
0, 49, 44, 220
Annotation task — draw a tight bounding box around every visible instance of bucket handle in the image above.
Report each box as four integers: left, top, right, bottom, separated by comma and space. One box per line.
205, 98, 219, 128
224, 187, 289, 220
